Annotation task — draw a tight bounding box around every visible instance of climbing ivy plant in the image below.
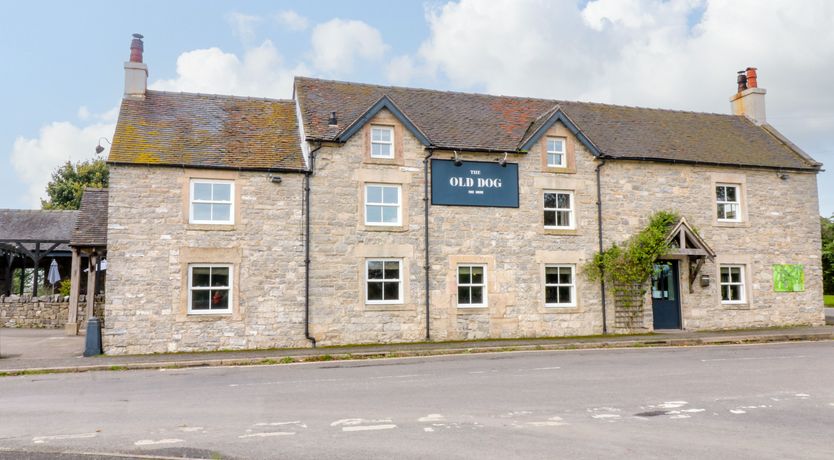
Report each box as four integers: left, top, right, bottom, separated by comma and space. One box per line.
585, 210, 680, 286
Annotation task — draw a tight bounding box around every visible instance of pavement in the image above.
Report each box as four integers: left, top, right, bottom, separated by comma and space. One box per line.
826, 306, 834, 324
1, 341, 834, 459
2, 323, 834, 375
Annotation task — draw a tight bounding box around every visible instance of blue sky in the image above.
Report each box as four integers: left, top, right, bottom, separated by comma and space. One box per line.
2, 0, 832, 215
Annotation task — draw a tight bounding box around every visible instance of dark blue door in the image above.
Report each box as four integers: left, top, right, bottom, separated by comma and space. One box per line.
651, 261, 681, 329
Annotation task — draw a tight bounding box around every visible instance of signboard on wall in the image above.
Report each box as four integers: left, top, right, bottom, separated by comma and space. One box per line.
431, 159, 519, 208
773, 264, 805, 292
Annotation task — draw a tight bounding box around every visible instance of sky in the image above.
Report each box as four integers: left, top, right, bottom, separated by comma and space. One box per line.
1, 0, 832, 215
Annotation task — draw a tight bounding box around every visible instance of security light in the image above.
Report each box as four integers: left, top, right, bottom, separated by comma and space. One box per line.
453, 150, 463, 166
95, 137, 111, 154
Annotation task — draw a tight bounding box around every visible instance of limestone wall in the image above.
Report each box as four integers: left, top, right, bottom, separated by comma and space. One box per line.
600, 161, 824, 330
308, 110, 605, 345
104, 165, 307, 354
0, 295, 104, 329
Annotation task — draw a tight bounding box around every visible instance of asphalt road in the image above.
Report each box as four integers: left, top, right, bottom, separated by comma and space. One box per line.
1, 342, 833, 459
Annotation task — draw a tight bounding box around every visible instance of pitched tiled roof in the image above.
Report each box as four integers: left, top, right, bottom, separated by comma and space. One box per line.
295, 77, 820, 170
0, 209, 78, 253
109, 90, 305, 171
71, 188, 108, 247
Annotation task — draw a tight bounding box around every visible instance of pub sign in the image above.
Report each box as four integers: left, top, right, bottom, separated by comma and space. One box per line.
431, 159, 519, 208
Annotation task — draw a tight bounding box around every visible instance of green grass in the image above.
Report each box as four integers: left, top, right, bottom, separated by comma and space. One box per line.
824, 295, 834, 307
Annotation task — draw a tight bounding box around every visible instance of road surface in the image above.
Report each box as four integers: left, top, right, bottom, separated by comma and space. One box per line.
1, 342, 833, 459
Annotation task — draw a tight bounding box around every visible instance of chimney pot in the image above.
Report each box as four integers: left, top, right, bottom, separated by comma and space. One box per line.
745, 67, 758, 88
737, 71, 747, 93
328, 111, 338, 126
129, 33, 144, 63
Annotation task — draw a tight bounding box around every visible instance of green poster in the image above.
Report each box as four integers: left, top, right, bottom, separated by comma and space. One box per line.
772, 264, 804, 292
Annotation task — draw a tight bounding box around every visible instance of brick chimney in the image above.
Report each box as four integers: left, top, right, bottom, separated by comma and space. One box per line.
730, 67, 766, 125
124, 34, 148, 99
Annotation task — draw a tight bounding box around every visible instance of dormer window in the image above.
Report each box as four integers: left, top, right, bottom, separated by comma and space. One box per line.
546, 137, 566, 168
370, 125, 394, 159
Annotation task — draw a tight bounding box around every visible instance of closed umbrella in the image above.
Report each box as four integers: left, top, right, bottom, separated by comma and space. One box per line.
47, 258, 61, 293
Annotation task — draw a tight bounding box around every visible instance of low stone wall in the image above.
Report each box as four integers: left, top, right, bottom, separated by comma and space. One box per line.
0, 295, 104, 329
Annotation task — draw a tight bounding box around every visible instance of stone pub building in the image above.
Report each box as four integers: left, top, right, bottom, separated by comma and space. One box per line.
103, 36, 824, 354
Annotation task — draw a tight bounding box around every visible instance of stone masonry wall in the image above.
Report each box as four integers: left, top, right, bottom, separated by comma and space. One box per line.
309, 110, 604, 345
0, 295, 104, 329
104, 165, 307, 354
600, 161, 824, 330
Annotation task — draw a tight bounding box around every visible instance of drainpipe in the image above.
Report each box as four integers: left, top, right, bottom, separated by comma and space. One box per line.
304, 142, 323, 347
596, 158, 608, 334
423, 149, 434, 340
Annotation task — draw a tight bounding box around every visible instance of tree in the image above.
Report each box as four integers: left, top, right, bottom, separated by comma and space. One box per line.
41, 158, 109, 210
822, 216, 834, 295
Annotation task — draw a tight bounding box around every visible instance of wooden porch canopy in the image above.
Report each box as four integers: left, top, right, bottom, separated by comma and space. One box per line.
665, 217, 716, 293
0, 209, 78, 296
67, 188, 109, 335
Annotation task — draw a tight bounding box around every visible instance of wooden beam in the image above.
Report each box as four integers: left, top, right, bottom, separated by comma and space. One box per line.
86, 252, 98, 320
65, 248, 81, 335
667, 248, 709, 256
689, 257, 705, 294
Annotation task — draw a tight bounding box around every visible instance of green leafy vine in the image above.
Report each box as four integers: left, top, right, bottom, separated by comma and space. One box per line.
585, 211, 680, 286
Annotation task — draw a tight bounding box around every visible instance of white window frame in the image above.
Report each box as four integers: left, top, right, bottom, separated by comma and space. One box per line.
544, 191, 574, 229
365, 259, 403, 305
720, 264, 746, 304
187, 263, 233, 315
370, 125, 395, 159
189, 179, 234, 225
716, 184, 741, 222
546, 137, 567, 168
457, 264, 487, 308
544, 264, 576, 307
364, 184, 402, 226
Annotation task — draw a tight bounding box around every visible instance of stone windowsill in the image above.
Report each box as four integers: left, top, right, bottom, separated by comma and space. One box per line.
186, 223, 237, 232
722, 302, 751, 310
713, 220, 750, 228
456, 306, 489, 314
364, 303, 412, 312
544, 228, 579, 236
540, 306, 582, 314
362, 225, 409, 233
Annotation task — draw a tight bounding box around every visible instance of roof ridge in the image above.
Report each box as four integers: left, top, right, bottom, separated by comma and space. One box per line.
294, 76, 739, 118
144, 89, 293, 103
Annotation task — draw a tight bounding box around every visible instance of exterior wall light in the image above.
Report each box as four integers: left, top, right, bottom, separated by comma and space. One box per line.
453, 150, 463, 166
269, 175, 282, 184
700, 274, 710, 287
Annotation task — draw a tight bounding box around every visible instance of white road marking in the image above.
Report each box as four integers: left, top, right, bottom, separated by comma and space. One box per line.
134, 439, 184, 446
795, 393, 811, 398
591, 414, 620, 419
32, 433, 98, 444
255, 421, 305, 427
730, 409, 746, 414
424, 427, 435, 432
657, 401, 687, 409
681, 409, 706, 413
669, 415, 691, 419
526, 416, 567, 427
238, 432, 295, 438
177, 426, 204, 432
700, 355, 806, 362
418, 414, 445, 422
342, 424, 397, 432
531, 366, 561, 370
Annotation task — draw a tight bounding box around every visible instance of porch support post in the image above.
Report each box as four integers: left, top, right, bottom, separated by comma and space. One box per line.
86, 252, 98, 320
65, 247, 81, 335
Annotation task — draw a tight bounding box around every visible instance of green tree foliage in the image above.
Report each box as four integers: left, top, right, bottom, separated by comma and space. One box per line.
41, 159, 108, 210
822, 216, 834, 294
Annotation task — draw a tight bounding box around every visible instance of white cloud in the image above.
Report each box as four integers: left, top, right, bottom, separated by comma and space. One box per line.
409, 0, 834, 213
10, 119, 115, 207
227, 12, 262, 44
77, 106, 91, 121
276, 10, 309, 31
150, 40, 307, 98
310, 19, 388, 75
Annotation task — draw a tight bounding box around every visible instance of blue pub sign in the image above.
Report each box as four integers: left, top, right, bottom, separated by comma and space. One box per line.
431, 159, 519, 208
